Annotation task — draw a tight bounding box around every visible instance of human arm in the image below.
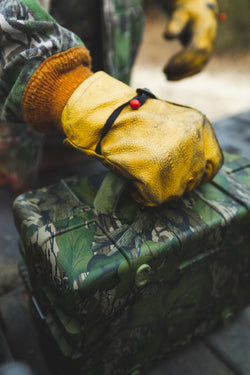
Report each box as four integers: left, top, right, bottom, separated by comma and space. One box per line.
0, 0, 92, 130
0, 0, 223, 205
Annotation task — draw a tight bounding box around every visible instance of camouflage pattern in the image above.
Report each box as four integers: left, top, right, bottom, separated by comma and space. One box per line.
102, 0, 144, 83
0, 0, 84, 186
0, 0, 144, 187
0, 0, 143, 122
13, 152, 250, 374
0, 0, 84, 124
49, 0, 144, 82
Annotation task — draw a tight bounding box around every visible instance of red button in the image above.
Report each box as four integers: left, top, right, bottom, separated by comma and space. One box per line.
219, 12, 227, 22
130, 99, 141, 110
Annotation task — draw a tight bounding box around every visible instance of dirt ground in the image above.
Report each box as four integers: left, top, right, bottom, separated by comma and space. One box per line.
131, 10, 250, 122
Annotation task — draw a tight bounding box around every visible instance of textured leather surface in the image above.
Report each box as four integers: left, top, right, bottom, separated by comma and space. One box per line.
62, 71, 223, 206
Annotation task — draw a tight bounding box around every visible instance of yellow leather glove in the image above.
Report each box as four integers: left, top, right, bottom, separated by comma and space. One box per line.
164, 0, 218, 80
62, 72, 223, 206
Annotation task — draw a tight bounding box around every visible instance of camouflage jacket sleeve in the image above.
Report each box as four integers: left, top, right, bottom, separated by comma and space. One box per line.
0, 0, 84, 124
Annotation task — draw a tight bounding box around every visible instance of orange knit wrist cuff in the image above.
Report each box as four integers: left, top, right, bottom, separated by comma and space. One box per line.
22, 46, 93, 132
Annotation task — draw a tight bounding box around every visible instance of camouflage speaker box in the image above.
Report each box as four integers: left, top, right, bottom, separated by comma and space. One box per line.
13, 152, 250, 375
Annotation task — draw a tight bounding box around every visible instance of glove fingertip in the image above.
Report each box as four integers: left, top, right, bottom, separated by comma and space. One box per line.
163, 28, 180, 40
163, 63, 183, 81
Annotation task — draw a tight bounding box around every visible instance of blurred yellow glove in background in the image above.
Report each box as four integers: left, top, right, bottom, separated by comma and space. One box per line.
62, 72, 223, 206
164, 0, 219, 80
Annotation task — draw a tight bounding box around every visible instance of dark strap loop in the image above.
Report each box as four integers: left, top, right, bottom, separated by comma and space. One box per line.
95, 88, 156, 155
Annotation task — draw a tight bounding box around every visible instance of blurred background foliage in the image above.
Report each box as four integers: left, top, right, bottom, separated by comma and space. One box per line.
143, 0, 250, 52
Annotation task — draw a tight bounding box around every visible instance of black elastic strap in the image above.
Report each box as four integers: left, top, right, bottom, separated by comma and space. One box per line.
95, 88, 156, 155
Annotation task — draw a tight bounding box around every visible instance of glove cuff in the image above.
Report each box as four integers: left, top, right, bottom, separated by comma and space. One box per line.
22, 46, 92, 133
